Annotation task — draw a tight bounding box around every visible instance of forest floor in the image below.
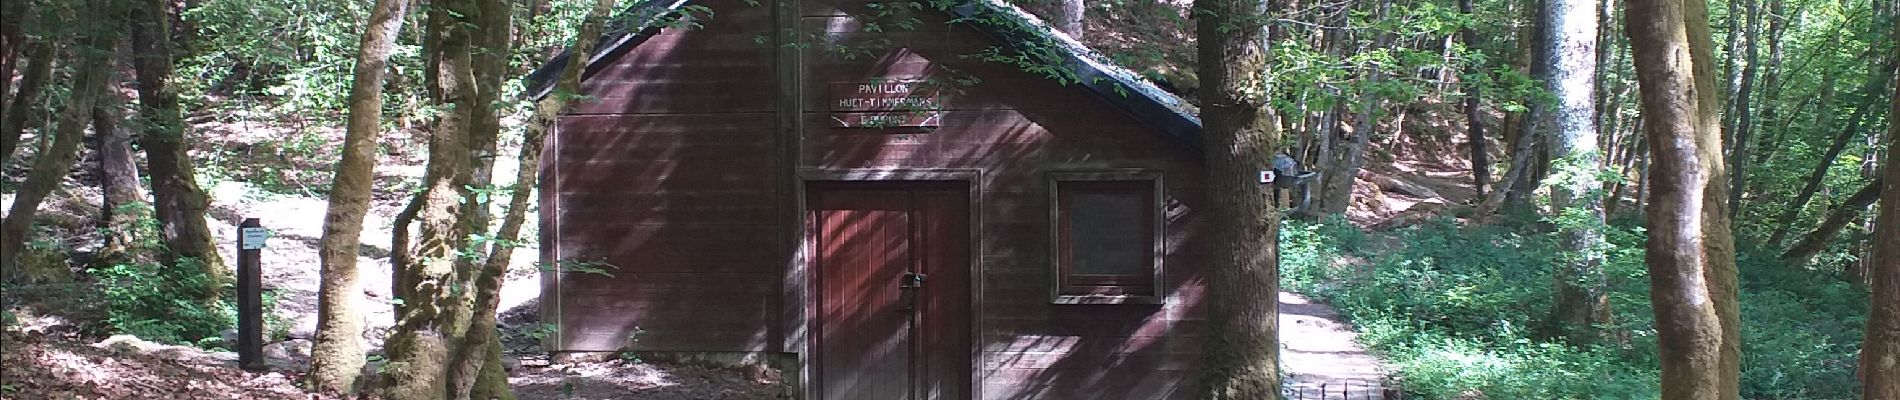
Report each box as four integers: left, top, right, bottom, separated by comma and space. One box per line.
1, 100, 1493, 398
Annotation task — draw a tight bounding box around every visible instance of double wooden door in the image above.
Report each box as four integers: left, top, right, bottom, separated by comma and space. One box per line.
808, 182, 971, 400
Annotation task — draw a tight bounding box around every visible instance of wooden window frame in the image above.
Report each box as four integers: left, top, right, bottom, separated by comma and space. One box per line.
1048, 170, 1165, 305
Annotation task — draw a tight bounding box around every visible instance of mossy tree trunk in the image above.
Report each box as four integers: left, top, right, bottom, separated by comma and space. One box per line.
306, 0, 413, 394
0, 0, 119, 281
1542, 0, 1610, 343
1191, 0, 1282, 395
130, 0, 227, 297
1625, 0, 1741, 394
461, 0, 617, 398
380, 0, 484, 396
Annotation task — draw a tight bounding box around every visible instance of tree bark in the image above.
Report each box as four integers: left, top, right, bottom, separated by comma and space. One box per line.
1626, 0, 1741, 394
1, 41, 52, 163
447, 0, 517, 396
1192, 0, 1282, 395
1724, 0, 1762, 216
1779, 178, 1883, 265
1860, 38, 1900, 399
1058, 0, 1084, 39
96, 95, 148, 259
1317, 0, 1391, 216
130, 0, 227, 296
381, 0, 483, 396
0, 7, 116, 280
306, 0, 413, 394
1542, 0, 1609, 343
1460, 0, 1490, 198
1683, 0, 1742, 392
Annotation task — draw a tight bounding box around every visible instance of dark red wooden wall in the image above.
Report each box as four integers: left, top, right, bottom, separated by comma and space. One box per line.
543, 0, 1208, 397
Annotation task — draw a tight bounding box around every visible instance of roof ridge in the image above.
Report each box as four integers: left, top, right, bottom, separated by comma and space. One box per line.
521, 0, 1204, 154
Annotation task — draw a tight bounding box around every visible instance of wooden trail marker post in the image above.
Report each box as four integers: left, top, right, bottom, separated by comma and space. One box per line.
236, 218, 266, 371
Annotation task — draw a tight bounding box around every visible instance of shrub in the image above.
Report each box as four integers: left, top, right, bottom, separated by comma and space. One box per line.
1281, 217, 1865, 399
90, 258, 236, 345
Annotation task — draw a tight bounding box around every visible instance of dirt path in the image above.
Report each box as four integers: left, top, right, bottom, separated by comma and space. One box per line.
1280, 291, 1389, 399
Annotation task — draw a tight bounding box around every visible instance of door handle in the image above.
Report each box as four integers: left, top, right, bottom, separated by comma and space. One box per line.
898, 272, 927, 312
900, 272, 927, 288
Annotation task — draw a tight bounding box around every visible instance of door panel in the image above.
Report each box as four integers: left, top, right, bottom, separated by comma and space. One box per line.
811, 182, 970, 400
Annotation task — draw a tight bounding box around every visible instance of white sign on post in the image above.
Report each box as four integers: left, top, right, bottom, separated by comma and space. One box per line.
1258, 170, 1277, 185
240, 227, 269, 250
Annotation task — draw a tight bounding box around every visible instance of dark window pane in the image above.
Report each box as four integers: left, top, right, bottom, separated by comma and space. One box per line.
1067, 191, 1147, 276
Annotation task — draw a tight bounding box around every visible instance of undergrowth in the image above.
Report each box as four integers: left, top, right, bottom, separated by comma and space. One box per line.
1282, 216, 1866, 399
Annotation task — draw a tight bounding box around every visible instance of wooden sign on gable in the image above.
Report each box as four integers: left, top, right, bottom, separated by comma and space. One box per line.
829, 80, 942, 128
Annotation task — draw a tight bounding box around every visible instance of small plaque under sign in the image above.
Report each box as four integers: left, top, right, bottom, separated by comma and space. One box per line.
830, 112, 942, 128
240, 227, 269, 250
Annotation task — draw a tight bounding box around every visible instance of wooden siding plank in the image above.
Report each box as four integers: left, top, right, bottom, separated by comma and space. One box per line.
555, 225, 781, 272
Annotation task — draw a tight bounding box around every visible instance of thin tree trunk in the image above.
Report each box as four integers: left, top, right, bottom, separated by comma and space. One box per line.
467, 4, 616, 399
1192, 0, 1282, 394
0, 0, 21, 112
447, 0, 517, 396
1719, 0, 1745, 145
1765, 75, 1892, 246
1461, 0, 1490, 199
1506, 0, 1554, 212
131, 0, 227, 295
0, 11, 115, 280
1543, 0, 1608, 342
1758, 69, 1834, 166
1780, 178, 1883, 265
306, 0, 413, 394
1626, 0, 1738, 394
1320, 0, 1391, 216
1, 42, 52, 163
1724, 0, 1762, 216
1860, 37, 1900, 398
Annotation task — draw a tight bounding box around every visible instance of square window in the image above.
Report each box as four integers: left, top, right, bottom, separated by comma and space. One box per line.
1050, 171, 1163, 303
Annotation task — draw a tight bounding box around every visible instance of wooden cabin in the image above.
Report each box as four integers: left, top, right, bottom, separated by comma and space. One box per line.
531, 0, 1210, 397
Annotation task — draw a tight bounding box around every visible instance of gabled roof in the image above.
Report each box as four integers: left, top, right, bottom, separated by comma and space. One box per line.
522, 0, 1204, 153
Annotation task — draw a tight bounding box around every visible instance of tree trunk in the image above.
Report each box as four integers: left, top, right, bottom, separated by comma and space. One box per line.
1758, 68, 1834, 166
1626, 0, 1740, 395
1719, 0, 1744, 145
306, 0, 413, 394
467, 3, 615, 397
96, 96, 147, 259
1, 41, 52, 163
130, 0, 227, 296
1732, 0, 1786, 217
1460, 0, 1490, 199
1860, 41, 1900, 399
1682, 0, 1742, 392
0, 11, 115, 280
0, 0, 21, 112
1724, 0, 1761, 216
1765, 70, 1893, 246
1058, 0, 1084, 39
381, 0, 483, 396
1318, 0, 1392, 216
1779, 179, 1882, 265
1192, 0, 1282, 394
1502, 0, 1553, 214
446, 0, 518, 396
1542, 0, 1609, 343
